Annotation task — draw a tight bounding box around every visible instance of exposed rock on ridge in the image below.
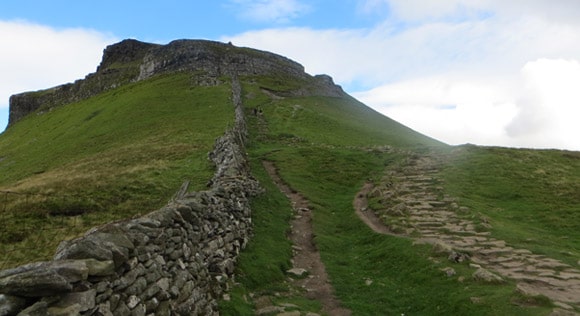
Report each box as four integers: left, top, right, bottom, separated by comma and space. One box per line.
137, 39, 307, 80
8, 39, 157, 127
8, 38, 344, 128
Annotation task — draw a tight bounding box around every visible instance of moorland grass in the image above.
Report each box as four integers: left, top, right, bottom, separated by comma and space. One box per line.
241, 78, 442, 148
0, 72, 233, 268
441, 145, 580, 266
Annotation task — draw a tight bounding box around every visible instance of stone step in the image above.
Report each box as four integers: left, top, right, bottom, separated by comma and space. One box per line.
487, 256, 513, 263
431, 210, 458, 217
498, 260, 527, 269
535, 259, 571, 270
446, 239, 479, 248
478, 240, 507, 248
512, 249, 533, 255
463, 236, 490, 243
408, 215, 446, 221
427, 201, 448, 207
413, 221, 445, 228
554, 271, 580, 280
408, 210, 434, 216
478, 247, 514, 256
441, 223, 474, 233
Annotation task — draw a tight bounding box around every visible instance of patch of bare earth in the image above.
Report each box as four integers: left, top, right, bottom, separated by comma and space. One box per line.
354, 152, 580, 314
354, 182, 399, 236
262, 160, 351, 316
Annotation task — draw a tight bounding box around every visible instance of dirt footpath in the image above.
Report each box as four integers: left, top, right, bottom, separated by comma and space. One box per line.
263, 160, 351, 316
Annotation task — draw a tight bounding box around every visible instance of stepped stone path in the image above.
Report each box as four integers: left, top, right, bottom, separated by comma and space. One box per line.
356, 152, 580, 313
262, 161, 352, 316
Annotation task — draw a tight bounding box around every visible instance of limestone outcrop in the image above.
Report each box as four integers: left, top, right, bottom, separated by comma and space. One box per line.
8, 38, 344, 128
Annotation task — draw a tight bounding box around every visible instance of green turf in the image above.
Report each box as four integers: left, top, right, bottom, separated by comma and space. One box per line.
441, 145, 580, 266
0, 72, 233, 268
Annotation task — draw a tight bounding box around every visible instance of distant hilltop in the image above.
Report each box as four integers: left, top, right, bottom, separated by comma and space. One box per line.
8, 39, 344, 127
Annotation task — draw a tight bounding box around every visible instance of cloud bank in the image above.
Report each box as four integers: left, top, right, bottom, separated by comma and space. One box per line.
0, 20, 116, 131
223, 0, 580, 150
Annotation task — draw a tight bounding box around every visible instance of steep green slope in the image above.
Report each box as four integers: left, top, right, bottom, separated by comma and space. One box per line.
0, 73, 233, 267
242, 75, 440, 148
1, 73, 232, 187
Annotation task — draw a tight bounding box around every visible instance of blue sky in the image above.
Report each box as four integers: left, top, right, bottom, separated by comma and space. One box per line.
1, 0, 580, 150
0, 1, 379, 42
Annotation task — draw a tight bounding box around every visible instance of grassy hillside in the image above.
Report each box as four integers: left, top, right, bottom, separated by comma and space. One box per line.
0, 72, 233, 268
220, 78, 557, 315
1, 62, 578, 315
442, 145, 580, 266
242, 74, 439, 148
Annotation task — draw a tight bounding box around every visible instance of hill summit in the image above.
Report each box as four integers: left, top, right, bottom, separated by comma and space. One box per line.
8, 39, 344, 127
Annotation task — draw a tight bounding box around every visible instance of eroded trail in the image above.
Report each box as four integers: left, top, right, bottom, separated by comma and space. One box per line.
263, 160, 352, 316
354, 182, 398, 236
354, 152, 580, 313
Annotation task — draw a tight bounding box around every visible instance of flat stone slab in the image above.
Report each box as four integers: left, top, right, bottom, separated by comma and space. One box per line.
414, 221, 445, 227
536, 259, 571, 269
286, 268, 308, 278
555, 272, 580, 280
0, 260, 91, 297
516, 282, 580, 304
478, 247, 513, 256
498, 261, 527, 269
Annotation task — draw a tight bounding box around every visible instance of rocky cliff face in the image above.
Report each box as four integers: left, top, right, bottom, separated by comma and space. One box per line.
7, 38, 344, 128
8, 39, 155, 127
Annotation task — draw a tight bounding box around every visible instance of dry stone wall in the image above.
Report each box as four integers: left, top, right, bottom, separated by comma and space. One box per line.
0, 76, 261, 316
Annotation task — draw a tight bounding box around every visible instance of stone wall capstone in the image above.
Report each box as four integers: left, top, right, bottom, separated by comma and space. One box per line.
0, 75, 261, 316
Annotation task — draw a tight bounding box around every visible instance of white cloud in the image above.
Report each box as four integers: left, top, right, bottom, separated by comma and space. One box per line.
0, 20, 116, 131
354, 59, 580, 150
360, 0, 580, 25
506, 59, 580, 150
228, 0, 311, 23
225, 11, 580, 84
353, 75, 519, 146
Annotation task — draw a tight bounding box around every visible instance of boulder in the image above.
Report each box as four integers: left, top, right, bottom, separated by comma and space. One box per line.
0, 260, 90, 297
54, 232, 134, 268
286, 268, 308, 278
82, 259, 115, 277
0, 294, 27, 316
15, 300, 48, 316
0, 269, 71, 297
51, 289, 96, 313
